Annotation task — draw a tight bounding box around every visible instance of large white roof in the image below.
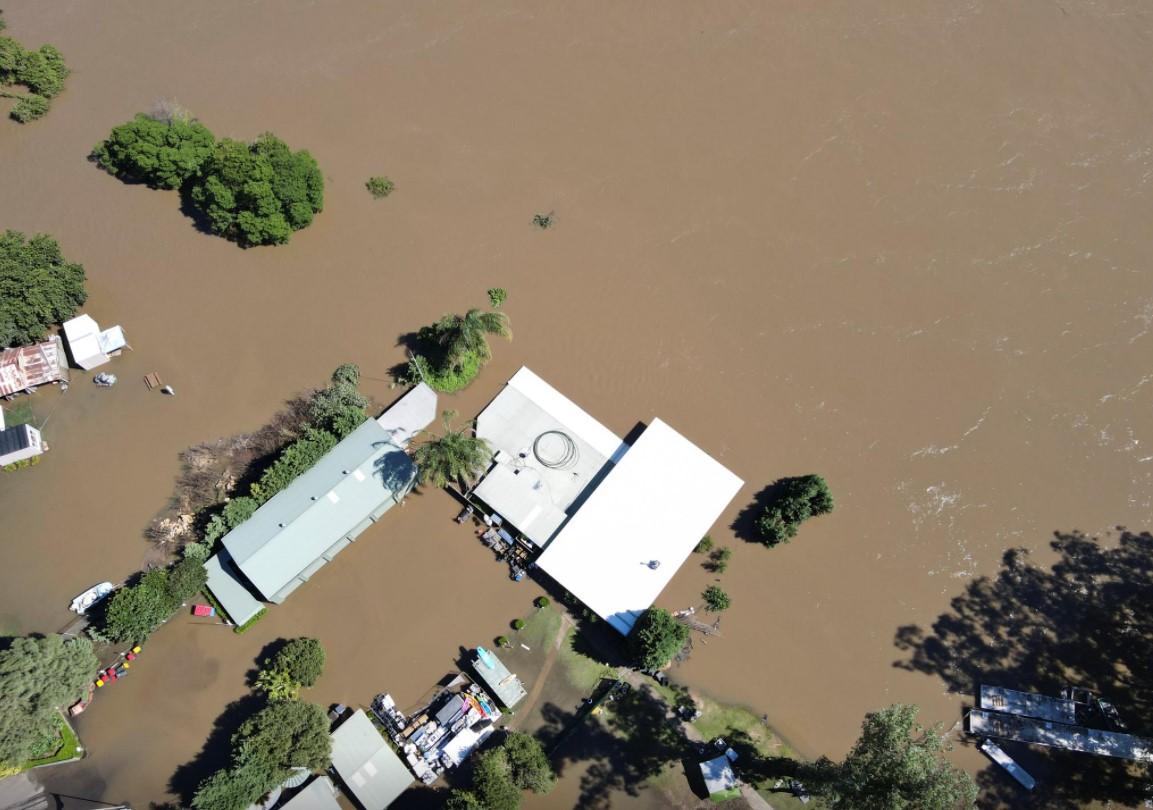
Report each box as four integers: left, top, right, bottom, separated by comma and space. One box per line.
536, 418, 744, 635
62, 314, 108, 370
474, 367, 627, 547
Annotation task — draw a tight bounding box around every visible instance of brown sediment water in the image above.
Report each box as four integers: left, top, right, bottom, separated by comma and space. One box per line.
1, 1, 1152, 806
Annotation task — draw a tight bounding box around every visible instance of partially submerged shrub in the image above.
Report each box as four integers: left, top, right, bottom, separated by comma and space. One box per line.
366, 176, 394, 198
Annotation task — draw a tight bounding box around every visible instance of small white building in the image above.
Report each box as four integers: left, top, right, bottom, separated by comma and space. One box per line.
62, 314, 127, 370
0, 407, 45, 467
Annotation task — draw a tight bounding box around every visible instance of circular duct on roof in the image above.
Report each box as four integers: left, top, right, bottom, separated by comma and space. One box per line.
533, 430, 579, 470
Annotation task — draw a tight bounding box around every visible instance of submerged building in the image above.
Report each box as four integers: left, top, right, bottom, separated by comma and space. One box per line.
0, 337, 69, 398
204, 384, 437, 624
0, 406, 45, 467
470, 367, 744, 635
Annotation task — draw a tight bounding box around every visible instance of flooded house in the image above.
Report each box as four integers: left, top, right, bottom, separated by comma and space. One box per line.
0, 337, 69, 398
330, 709, 414, 809
61, 314, 128, 370
203, 384, 437, 625
0, 405, 45, 467
469, 367, 744, 634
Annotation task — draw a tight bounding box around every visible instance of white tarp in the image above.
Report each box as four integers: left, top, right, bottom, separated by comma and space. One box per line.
536, 418, 744, 635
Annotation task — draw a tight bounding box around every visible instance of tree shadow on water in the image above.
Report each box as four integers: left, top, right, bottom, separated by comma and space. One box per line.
537, 683, 691, 810
894, 528, 1153, 809
729, 481, 790, 543
167, 692, 264, 804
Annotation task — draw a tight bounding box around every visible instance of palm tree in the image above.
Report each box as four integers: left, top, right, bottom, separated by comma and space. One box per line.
254, 666, 300, 701
413, 410, 493, 490
434, 308, 512, 365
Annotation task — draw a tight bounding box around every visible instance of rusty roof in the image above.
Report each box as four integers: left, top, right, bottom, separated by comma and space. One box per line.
0, 337, 68, 397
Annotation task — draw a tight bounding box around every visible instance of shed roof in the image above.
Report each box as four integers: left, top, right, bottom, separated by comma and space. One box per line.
63, 314, 109, 370
0, 424, 33, 458
222, 418, 419, 602
375, 383, 437, 448
474, 367, 627, 547
203, 551, 265, 627
471, 647, 527, 708
280, 776, 342, 810
700, 755, 739, 798
0, 337, 68, 396
536, 418, 743, 635
331, 709, 414, 809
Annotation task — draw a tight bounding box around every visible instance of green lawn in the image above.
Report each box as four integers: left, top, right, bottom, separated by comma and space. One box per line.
556, 628, 615, 691
3, 400, 35, 427
21, 713, 82, 770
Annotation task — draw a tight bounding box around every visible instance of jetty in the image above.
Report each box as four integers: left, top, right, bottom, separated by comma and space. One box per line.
969, 709, 1153, 762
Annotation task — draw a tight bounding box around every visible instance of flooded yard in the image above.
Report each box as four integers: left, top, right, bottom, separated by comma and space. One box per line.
2, 0, 1152, 806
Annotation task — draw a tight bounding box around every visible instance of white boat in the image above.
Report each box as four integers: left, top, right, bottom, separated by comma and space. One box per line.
980, 739, 1036, 790
70, 582, 115, 614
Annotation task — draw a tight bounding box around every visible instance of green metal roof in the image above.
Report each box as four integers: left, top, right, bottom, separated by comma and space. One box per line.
222, 418, 417, 602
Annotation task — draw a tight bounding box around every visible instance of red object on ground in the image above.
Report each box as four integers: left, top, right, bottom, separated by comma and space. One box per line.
192, 604, 216, 617
125, 652, 136, 661
104, 667, 118, 682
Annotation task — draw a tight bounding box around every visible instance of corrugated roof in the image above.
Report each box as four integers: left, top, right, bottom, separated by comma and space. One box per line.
331, 710, 414, 809
536, 418, 744, 635
0, 337, 68, 397
203, 551, 265, 626
222, 418, 418, 601
0, 424, 32, 458
280, 776, 342, 810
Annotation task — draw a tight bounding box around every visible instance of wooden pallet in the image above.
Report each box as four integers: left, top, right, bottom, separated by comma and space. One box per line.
143, 372, 162, 390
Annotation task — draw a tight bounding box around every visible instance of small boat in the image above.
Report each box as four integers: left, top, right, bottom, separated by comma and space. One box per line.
70, 582, 115, 614
93, 372, 117, 387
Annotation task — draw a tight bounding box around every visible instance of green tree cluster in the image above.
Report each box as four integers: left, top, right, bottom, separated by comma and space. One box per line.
757, 474, 834, 546
102, 557, 207, 643
0, 19, 68, 123
702, 585, 730, 612
413, 409, 492, 490
91, 113, 216, 189
807, 704, 976, 810
93, 115, 324, 246
629, 608, 689, 670
0, 635, 98, 766
202, 365, 367, 545
189, 135, 323, 246
447, 731, 554, 810
0, 230, 86, 347
255, 637, 326, 701
192, 700, 331, 810
404, 304, 512, 393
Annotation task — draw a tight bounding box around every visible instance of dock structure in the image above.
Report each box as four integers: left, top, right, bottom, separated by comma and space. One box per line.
470, 646, 527, 709
969, 710, 1153, 763
980, 685, 1077, 724
979, 740, 1036, 790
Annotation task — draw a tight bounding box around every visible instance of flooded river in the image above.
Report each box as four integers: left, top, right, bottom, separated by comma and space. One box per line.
2, 1, 1152, 806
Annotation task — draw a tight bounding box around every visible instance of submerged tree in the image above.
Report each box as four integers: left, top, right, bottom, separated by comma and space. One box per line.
756, 474, 834, 545
92, 113, 216, 189
435, 308, 512, 365
629, 608, 689, 670
413, 409, 493, 490
0, 229, 87, 347
807, 704, 976, 810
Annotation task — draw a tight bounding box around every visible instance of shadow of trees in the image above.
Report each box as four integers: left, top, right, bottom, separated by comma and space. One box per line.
536, 683, 691, 810
167, 692, 265, 804
894, 528, 1153, 809
729, 481, 788, 543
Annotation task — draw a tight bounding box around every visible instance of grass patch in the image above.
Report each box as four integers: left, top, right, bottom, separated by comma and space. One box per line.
22, 713, 81, 769
4, 400, 35, 426
518, 604, 562, 650
2, 456, 40, 472
405, 350, 484, 394
556, 628, 615, 692
233, 608, 268, 635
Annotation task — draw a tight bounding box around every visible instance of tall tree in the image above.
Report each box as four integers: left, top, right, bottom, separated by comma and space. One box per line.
434, 308, 512, 364
502, 731, 555, 793
811, 704, 976, 810
471, 748, 521, 810
102, 568, 178, 643
413, 410, 493, 490
629, 608, 689, 670
0, 230, 86, 347
270, 638, 326, 688
0, 635, 98, 765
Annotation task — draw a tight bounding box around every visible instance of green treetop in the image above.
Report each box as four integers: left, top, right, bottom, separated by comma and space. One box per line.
413, 410, 493, 490
92, 113, 216, 189
0, 230, 86, 347
629, 608, 689, 670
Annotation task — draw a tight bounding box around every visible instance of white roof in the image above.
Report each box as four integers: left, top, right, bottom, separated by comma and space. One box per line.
63, 314, 109, 369
280, 776, 342, 810
375, 383, 438, 447
536, 418, 743, 635
98, 325, 127, 353
473, 367, 627, 547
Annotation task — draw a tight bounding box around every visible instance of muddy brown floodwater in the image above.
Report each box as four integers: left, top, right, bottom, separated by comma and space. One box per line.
2, 1, 1152, 807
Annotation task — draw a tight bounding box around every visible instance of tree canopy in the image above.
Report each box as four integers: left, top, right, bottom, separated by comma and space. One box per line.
188, 134, 324, 247
413, 410, 493, 490
812, 704, 976, 810
0, 230, 86, 347
471, 748, 522, 810
756, 474, 834, 545
402, 301, 512, 392
629, 608, 689, 670
267, 637, 326, 688
0, 20, 68, 123
102, 559, 205, 643
502, 731, 555, 794
92, 113, 216, 189
0, 635, 98, 765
